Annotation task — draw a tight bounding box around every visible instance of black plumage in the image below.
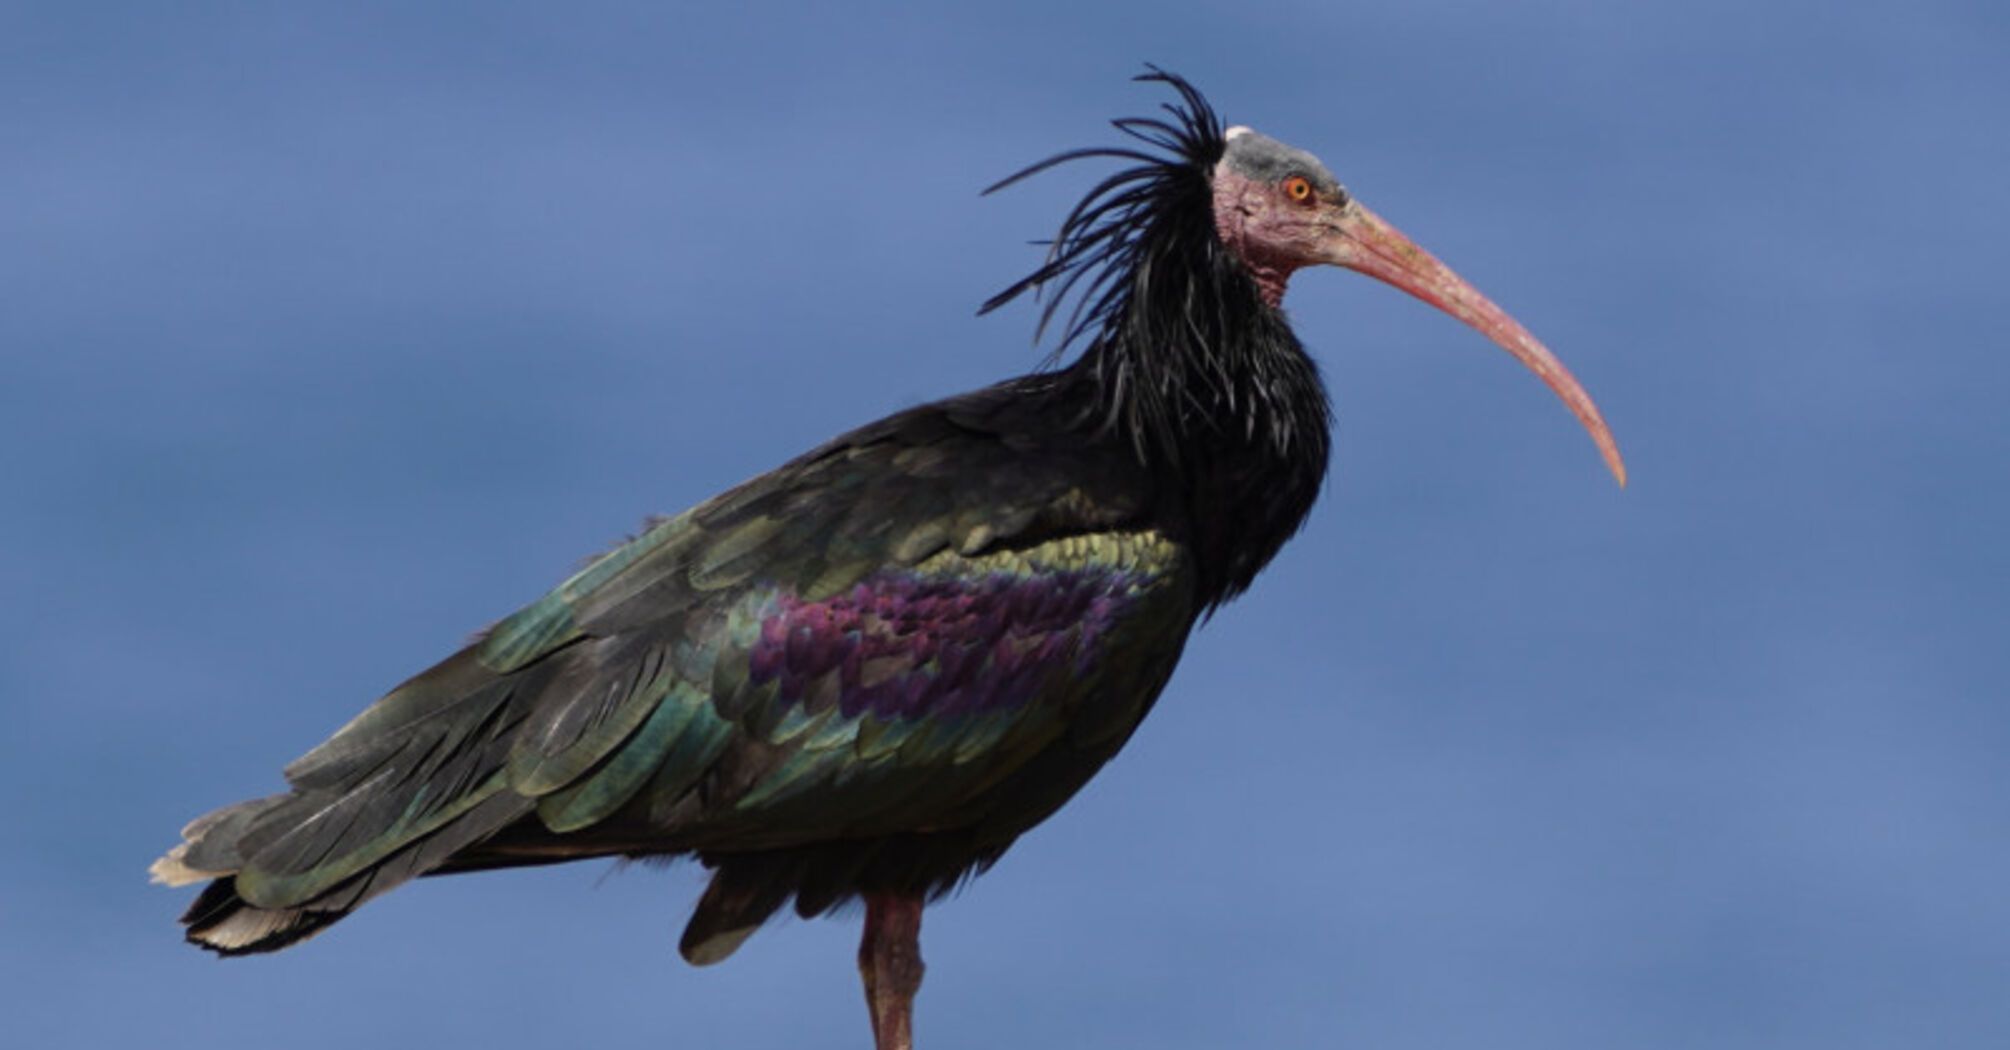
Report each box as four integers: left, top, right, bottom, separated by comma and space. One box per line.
155, 70, 1620, 1050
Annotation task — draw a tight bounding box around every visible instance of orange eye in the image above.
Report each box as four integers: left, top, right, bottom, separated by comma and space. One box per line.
1283, 175, 1315, 204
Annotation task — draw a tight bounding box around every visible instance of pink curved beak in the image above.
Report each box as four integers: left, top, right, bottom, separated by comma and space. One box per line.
1320, 199, 1627, 487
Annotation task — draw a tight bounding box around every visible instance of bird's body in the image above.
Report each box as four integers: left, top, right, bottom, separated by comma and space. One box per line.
156, 71, 1619, 1049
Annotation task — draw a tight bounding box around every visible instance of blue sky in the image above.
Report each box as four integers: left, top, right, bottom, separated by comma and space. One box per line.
3, 2, 2005, 1047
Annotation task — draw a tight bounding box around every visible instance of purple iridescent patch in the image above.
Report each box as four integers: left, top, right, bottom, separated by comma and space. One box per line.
746, 569, 1138, 721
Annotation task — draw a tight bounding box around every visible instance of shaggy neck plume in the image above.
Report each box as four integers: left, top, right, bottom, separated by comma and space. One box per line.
976, 69, 1332, 606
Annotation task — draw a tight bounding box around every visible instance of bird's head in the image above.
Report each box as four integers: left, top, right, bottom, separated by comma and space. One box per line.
986, 69, 1625, 486
1210, 127, 1351, 302
1211, 125, 1626, 485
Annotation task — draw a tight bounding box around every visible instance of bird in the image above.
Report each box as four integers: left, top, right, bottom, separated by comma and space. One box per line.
153, 69, 1623, 1050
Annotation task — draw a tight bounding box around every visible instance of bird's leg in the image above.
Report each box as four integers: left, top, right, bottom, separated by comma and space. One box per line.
858, 892, 926, 1050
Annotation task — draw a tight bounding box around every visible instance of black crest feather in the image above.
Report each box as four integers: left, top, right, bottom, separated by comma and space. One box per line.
980, 67, 1322, 479
979, 66, 1228, 354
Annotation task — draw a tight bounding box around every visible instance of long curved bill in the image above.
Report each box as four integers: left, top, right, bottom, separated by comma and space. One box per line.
1320, 199, 1626, 487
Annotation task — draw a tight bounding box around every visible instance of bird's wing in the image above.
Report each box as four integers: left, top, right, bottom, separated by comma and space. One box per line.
165, 382, 1194, 938
480, 385, 1195, 845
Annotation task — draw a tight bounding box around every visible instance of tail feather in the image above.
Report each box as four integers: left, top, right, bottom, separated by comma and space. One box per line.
159, 589, 785, 958
155, 648, 555, 953
180, 877, 343, 956
166, 788, 539, 955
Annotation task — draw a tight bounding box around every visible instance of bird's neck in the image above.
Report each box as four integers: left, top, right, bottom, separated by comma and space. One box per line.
1068, 312, 1331, 608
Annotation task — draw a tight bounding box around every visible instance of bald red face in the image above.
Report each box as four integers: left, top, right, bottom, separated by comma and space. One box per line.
1210, 128, 1350, 306
1212, 164, 1332, 305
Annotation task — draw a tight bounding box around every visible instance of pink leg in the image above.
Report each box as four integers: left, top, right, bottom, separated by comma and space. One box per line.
858, 893, 926, 1050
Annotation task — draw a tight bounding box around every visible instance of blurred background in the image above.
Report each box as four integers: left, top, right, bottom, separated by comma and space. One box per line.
3, 2, 2004, 1047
